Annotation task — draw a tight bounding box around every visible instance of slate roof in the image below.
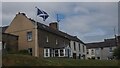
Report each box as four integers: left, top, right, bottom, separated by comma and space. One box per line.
86, 38, 117, 49
28, 16, 85, 45
1, 13, 85, 46
0, 26, 9, 33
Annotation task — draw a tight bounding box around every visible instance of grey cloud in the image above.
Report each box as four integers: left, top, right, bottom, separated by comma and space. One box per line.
2, 2, 118, 43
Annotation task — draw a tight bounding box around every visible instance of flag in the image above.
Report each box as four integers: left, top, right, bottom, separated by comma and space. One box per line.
36, 7, 49, 21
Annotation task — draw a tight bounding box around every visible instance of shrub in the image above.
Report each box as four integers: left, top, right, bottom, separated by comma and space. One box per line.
17, 50, 30, 55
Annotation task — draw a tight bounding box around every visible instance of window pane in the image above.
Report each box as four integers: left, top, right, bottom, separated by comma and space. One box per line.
55, 50, 59, 57
27, 32, 32, 41
46, 53, 48, 56
74, 42, 76, 51
60, 49, 64, 56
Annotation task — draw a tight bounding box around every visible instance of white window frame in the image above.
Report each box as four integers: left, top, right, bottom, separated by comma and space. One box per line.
56, 39, 58, 45
46, 36, 48, 43
59, 49, 64, 57
27, 31, 32, 41
3, 43, 6, 49
44, 48, 50, 57
54, 49, 59, 57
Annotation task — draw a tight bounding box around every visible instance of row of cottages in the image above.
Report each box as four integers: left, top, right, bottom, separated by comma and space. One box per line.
86, 37, 119, 60
3, 12, 86, 59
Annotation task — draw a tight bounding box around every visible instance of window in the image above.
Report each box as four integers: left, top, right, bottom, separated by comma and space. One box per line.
56, 39, 58, 45
83, 45, 84, 52
44, 49, 50, 57
91, 49, 94, 55
74, 42, 76, 51
28, 48, 32, 55
46, 36, 48, 42
55, 49, 59, 57
27, 31, 32, 41
60, 49, 64, 56
79, 44, 80, 52
109, 47, 112, 52
87, 49, 89, 54
69, 42, 71, 48
46, 49, 48, 56
2, 42, 6, 49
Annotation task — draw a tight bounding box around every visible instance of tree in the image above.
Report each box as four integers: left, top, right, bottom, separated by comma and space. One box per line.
113, 46, 120, 60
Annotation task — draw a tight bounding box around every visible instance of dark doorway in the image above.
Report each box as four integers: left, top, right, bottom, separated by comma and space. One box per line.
67, 49, 69, 58
73, 53, 76, 59
79, 54, 81, 59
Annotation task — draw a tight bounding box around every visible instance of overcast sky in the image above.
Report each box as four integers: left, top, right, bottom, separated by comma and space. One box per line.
1, 2, 119, 43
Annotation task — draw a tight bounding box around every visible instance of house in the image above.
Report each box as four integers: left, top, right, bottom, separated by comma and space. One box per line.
117, 36, 120, 46
4, 12, 86, 58
69, 36, 86, 59
0, 26, 18, 53
86, 38, 117, 60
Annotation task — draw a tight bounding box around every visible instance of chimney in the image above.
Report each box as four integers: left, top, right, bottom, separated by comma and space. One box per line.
49, 22, 59, 30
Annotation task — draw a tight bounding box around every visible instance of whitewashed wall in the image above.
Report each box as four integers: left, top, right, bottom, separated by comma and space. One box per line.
87, 46, 116, 60
70, 40, 86, 59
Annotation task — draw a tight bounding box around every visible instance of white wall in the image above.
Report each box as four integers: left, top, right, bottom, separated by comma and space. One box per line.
87, 46, 116, 60
70, 40, 86, 59
86, 49, 96, 59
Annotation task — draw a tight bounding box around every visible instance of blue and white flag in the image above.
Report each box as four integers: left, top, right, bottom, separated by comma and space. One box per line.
36, 7, 49, 21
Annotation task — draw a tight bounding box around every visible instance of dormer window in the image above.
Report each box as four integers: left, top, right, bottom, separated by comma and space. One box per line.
27, 31, 32, 41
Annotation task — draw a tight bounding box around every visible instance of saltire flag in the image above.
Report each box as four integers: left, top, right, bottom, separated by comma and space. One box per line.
36, 7, 49, 21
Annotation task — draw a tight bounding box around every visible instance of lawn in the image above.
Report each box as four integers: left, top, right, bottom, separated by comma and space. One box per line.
2, 54, 120, 66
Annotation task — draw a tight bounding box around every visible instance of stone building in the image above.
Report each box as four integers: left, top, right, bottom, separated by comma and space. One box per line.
4, 12, 86, 58
86, 38, 117, 60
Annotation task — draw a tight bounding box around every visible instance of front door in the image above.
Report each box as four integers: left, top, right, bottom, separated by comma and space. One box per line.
73, 53, 76, 59
79, 54, 81, 59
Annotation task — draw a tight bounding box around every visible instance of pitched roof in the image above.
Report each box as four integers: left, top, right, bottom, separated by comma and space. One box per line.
0, 26, 9, 33
28, 14, 85, 44
86, 38, 117, 49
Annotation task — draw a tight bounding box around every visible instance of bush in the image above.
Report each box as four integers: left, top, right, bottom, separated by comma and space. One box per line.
17, 50, 30, 55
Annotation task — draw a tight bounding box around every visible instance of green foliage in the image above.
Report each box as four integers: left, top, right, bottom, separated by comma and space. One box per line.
2, 54, 119, 66
113, 46, 120, 60
17, 50, 30, 55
